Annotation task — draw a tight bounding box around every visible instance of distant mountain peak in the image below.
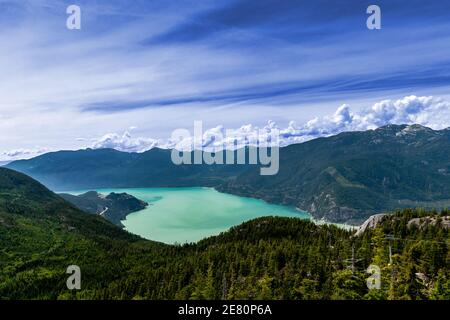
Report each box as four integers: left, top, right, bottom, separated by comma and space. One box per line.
375, 123, 429, 132
376, 124, 408, 130
403, 124, 433, 131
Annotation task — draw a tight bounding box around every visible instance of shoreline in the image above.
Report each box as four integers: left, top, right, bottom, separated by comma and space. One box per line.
65, 187, 359, 237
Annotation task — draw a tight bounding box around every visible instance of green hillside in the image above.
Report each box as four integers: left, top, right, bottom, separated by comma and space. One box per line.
0, 168, 449, 300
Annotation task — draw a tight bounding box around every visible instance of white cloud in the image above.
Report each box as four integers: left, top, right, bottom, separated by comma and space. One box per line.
275, 95, 450, 144
88, 95, 450, 153
1, 147, 49, 160
91, 130, 160, 153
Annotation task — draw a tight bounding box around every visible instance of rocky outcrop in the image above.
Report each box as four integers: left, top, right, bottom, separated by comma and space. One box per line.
354, 214, 388, 236
354, 214, 450, 236
407, 216, 450, 230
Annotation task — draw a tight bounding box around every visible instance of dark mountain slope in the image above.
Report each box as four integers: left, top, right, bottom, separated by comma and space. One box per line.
59, 191, 148, 227
7, 125, 450, 224
0, 168, 147, 299
0, 167, 135, 237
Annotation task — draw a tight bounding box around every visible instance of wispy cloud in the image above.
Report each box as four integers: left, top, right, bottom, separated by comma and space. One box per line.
1, 0, 450, 158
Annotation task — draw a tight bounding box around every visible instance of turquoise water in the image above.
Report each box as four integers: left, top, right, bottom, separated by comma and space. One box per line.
77, 187, 310, 244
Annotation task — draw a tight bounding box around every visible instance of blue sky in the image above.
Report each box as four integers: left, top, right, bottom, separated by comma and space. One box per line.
1, 0, 450, 159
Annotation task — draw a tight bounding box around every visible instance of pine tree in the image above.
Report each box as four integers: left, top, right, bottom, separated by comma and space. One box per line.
256, 274, 273, 300
202, 263, 216, 300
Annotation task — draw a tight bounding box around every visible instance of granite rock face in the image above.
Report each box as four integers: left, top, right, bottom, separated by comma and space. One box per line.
407, 216, 450, 230
354, 214, 388, 236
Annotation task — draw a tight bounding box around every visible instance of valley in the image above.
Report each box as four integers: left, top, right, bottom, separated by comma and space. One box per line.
7, 124, 450, 225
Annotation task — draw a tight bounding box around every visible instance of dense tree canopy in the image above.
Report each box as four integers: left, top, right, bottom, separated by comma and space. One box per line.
1, 206, 448, 300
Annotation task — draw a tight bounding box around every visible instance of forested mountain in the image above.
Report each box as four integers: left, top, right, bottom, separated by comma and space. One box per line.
6, 124, 450, 224
0, 167, 449, 300
59, 191, 148, 227
218, 124, 450, 224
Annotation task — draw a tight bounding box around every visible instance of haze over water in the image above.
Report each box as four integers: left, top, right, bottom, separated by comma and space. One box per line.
93, 187, 310, 244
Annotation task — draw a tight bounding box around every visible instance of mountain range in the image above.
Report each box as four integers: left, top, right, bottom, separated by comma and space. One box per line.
6, 124, 450, 224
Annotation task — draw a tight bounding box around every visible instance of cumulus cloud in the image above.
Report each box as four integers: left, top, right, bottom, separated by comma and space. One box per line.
91, 130, 160, 153
88, 95, 450, 153
296, 95, 450, 137
275, 95, 450, 145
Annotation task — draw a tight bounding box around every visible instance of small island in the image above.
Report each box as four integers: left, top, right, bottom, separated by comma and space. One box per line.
60, 191, 148, 227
